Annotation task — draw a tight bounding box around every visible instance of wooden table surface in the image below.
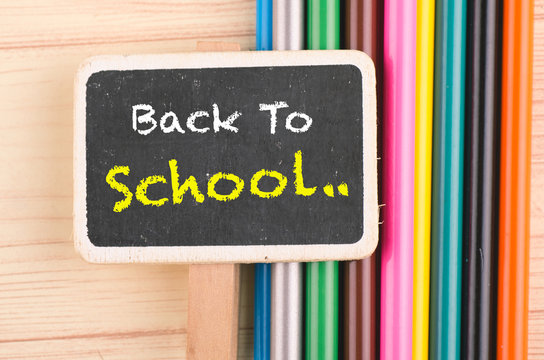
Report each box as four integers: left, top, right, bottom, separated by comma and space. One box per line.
0, 1, 542, 359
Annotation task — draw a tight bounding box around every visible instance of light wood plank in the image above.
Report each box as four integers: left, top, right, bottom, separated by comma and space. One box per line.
0, 1, 254, 359
530, 3, 544, 358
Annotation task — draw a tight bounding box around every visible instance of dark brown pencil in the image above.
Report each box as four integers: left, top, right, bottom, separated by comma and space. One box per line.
344, 259, 378, 359
343, 0, 382, 359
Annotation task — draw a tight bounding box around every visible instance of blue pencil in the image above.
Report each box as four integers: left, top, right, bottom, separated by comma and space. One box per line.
257, 0, 273, 51
255, 263, 271, 359
254, 1, 272, 359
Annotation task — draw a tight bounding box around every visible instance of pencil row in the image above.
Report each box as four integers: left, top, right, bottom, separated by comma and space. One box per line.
253, 0, 533, 359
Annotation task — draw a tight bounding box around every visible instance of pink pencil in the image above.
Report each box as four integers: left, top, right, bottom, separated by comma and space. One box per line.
380, 0, 416, 359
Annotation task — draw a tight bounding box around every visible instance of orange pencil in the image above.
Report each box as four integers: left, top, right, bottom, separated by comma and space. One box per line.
497, 0, 533, 359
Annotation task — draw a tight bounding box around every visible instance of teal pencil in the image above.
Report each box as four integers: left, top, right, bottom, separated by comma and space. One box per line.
429, 0, 466, 359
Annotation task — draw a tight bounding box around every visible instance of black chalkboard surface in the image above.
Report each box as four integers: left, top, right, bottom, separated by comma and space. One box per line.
74, 51, 378, 263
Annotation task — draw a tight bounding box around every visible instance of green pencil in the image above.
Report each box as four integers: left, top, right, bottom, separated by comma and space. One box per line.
429, 0, 466, 359
305, 0, 339, 359
307, 0, 340, 50
306, 261, 339, 359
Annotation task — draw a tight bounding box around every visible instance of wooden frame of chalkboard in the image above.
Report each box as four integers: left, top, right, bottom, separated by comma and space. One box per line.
74, 50, 378, 263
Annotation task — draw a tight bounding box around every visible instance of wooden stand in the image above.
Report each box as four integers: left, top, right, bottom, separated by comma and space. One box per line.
186, 41, 241, 360
187, 264, 241, 359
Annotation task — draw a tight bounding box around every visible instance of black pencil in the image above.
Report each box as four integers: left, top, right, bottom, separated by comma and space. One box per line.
461, 0, 502, 358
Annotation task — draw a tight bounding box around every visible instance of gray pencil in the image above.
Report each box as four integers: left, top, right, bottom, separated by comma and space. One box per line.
270, 1, 304, 359
271, 262, 303, 359
272, 0, 304, 51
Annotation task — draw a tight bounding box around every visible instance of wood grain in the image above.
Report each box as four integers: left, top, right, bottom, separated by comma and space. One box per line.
0, 1, 253, 359
530, 2, 544, 358
0, 0, 542, 358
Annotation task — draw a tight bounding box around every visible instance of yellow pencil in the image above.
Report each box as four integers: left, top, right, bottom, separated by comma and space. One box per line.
414, 0, 434, 359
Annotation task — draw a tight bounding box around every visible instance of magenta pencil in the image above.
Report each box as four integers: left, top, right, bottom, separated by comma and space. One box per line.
380, 0, 416, 359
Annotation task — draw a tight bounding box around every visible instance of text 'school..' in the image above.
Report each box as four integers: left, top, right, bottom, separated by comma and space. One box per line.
105, 101, 349, 213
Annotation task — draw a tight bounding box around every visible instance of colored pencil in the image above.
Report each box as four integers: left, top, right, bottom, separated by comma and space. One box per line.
271, 263, 303, 359
306, 261, 338, 359
270, 0, 304, 359
429, 0, 466, 359
254, 263, 271, 360
497, 0, 533, 359
306, 1, 340, 359
414, 0, 434, 359
343, 261, 377, 360
255, 1, 272, 358
256, 0, 273, 51
381, 0, 416, 358
343, 0, 382, 358
273, 0, 304, 51
461, 0, 501, 359
307, 0, 339, 50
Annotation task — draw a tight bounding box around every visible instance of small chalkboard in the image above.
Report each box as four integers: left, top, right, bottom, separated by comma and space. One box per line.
74, 50, 378, 263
